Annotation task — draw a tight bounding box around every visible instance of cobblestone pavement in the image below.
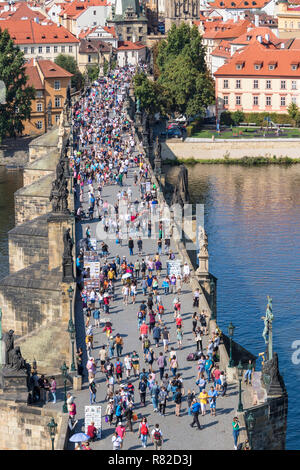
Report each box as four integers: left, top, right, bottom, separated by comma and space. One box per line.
46, 138, 238, 452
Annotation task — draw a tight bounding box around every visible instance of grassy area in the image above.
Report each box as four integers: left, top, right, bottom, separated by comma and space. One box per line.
192, 127, 300, 139
163, 156, 300, 166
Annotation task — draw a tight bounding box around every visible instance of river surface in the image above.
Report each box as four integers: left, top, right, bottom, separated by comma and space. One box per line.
165, 163, 300, 450
0, 168, 23, 279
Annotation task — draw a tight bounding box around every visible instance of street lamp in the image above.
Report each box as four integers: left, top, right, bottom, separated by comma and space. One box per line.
228, 321, 235, 367
246, 412, 256, 449
67, 285, 74, 331
67, 319, 76, 372
32, 358, 37, 374
237, 360, 244, 412
61, 362, 69, 414
47, 417, 57, 451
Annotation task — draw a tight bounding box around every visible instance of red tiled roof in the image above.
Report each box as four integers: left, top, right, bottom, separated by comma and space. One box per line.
203, 19, 253, 39
0, 19, 79, 43
214, 43, 300, 76
24, 63, 43, 89
37, 60, 73, 78
230, 27, 281, 46
211, 39, 232, 57
79, 25, 116, 39
209, 0, 270, 8
0, 3, 47, 21
59, 0, 108, 18
117, 40, 146, 50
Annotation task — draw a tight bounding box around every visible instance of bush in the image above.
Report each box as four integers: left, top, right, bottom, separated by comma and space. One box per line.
219, 111, 295, 127
188, 118, 204, 136
220, 111, 233, 126
232, 110, 244, 125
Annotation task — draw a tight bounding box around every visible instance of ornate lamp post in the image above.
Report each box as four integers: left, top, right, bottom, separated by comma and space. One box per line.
61, 362, 69, 413
67, 319, 76, 372
47, 417, 57, 451
228, 321, 235, 367
32, 358, 37, 374
237, 360, 244, 412
246, 412, 256, 449
67, 285, 74, 331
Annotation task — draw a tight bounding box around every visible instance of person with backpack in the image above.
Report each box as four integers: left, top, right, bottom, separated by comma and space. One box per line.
115, 334, 124, 358
138, 417, 149, 448
138, 378, 147, 407
151, 424, 163, 450
157, 352, 167, 380
89, 380, 97, 405
158, 386, 168, 416
153, 323, 161, 347
131, 351, 140, 377
143, 336, 151, 359
174, 387, 182, 417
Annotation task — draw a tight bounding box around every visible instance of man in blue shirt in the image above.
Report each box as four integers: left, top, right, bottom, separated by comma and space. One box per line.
190, 399, 202, 429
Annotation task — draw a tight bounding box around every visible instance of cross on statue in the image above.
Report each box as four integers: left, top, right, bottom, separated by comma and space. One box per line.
261, 295, 273, 360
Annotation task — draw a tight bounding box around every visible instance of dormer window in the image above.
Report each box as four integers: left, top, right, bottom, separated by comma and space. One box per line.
236, 63, 243, 70
268, 62, 277, 70
291, 63, 298, 70
254, 64, 261, 70
247, 35, 251, 41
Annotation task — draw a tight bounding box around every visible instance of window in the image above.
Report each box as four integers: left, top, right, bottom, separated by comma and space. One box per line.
254, 64, 261, 70
38, 46, 42, 53
253, 79, 259, 89
292, 96, 297, 104
223, 95, 228, 105
54, 46, 58, 53
236, 79, 241, 89
46, 46, 50, 53
280, 96, 286, 106
292, 80, 297, 90
36, 90, 43, 98
93, 9, 96, 14
236, 95, 241, 106
266, 96, 271, 106
54, 96, 60, 108
36, 121, 43, 129
266, 80, 271, 89
54, 80, 60, 90
291, 64, 298, 71
88, 54, 92, 63
291, 22, 294, 29
223, 79, 229, 89
69, 46, 73, 53
31, 47, 34, 54
24, 47, 28, 54
61, 46, 65, 52
37, 102, 43, 112
298, 22, 300, 29
253, 96, 258, 106
281, 80, 286, 89
55, 114, 60, 123
139, 36, 143, 41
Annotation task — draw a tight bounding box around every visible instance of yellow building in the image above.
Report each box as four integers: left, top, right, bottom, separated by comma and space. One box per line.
277, 0, 300, 38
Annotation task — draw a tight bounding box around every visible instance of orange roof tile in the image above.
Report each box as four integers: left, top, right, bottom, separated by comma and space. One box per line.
211, 39, 232, 57
117, 40, 146, 50
0, 19, 79, 43
203, 19, 253, 39
24, 63, 43, 89
37, 60, 73, 78
209, 0, 270, 8
59, 0, 108, 18
230, 27, 281, 46
214, 43, 300, 76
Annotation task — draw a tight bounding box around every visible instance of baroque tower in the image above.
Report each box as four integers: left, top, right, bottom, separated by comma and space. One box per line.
165, 0, 200, 32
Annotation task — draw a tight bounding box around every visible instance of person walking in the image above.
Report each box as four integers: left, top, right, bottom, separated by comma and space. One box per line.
190, 399, 202, 430
151, 424, 163, 450
89, 380, 97, 404
232, 416, 240, 450
50, 376, 57, 404
158, 386, 168, 416
139, 378, 147, 406
138, 417, 149, 448
131, 351, 140, 377
150, 381, 160, 412
174, 387, 182, 417
112, 431, 122, 450
157, 352, 167, 380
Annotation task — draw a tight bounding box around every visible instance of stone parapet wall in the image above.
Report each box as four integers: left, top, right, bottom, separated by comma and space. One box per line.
23, 168, 54, 187
162, 140, 300, 161
0, 400, 68, 450
14, 193, 51, 226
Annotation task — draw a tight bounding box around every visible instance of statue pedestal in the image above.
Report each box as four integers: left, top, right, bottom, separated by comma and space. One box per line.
62, 256, 74, 283
0, 367, 29, 403
47, 213, 72, 272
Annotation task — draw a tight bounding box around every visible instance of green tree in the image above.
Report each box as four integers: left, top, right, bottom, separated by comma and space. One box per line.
87, 64, 99, 83
134, 72, 168, 115
232, 110, 244, 126
287, 102, 299, 126
54, 54, 84, 91
155, 23, 215, 118
0, 28, 35, 140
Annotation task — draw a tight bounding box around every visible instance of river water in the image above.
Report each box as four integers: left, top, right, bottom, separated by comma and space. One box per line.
0, 168, 23, 280
165, 163, 300, 450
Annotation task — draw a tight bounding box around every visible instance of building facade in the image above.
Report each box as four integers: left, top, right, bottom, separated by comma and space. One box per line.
164, 0, 200, 32
214, 43, 300, 117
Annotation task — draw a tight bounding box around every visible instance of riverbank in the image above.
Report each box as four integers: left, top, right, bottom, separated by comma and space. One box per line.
162, 138, 300, 162
163, 156, 300, 166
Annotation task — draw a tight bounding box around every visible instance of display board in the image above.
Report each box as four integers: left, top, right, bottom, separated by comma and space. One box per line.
85, 405, 102, 439
167, 260, 182, 277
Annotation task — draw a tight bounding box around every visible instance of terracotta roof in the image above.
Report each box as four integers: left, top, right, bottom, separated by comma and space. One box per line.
203, 19, 252, 39
37, 60, 73, 78
59, 0, 108, 18
79, 37, 111, 53
211, 39, 232, 57
214, 43, 300, 76
209, 0, 271, 8
286, 38, 300, 49
0, 3, 47, 21
24, 63, 43, 89
78, 25, 116, 39
230, 27, 281, 47
0, 19, 79, 43
117, 40, 146, 50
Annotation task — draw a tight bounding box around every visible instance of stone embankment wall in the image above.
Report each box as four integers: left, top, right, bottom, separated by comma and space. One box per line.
0, 400, 68, 450
162, 139, 300, 161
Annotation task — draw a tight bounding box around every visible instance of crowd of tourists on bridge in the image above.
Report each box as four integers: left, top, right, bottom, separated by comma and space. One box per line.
64, 65, 244, 450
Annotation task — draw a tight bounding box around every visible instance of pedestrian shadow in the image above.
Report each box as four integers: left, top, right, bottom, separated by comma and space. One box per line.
202, 420, 218, 429
100, 426, 115, 439
217, 407, 234, 415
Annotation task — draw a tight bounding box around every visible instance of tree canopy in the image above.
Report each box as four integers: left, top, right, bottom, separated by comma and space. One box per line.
0, 28, 35, 140
135, 23, 215, 118
55, 54, 84, 91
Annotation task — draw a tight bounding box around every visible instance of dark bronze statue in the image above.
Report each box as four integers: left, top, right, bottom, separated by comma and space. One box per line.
4, 329, 14, 366
3, 330, 27, 371
63, 228, 73, 258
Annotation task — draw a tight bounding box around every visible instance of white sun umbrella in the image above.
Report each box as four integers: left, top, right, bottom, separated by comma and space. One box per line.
122, 273, 132, 279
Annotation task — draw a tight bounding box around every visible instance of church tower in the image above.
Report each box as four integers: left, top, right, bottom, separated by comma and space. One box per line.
165, 0, 200, 32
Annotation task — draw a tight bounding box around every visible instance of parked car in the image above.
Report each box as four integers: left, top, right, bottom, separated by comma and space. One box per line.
167, 127, 182, 138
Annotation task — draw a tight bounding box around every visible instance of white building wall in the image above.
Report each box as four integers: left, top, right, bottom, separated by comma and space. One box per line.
76, 5, 111, 35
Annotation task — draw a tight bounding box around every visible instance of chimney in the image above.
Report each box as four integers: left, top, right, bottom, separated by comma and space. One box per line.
254, 14, 259, 27
265, 33, 269, 42
257, 35, 262, 43
281, 42, 285, 49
